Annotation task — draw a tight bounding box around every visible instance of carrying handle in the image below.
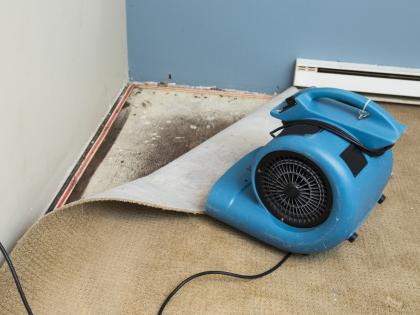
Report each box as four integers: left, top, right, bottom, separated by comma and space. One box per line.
293, 87, 374, 119
277, 87, 407, 149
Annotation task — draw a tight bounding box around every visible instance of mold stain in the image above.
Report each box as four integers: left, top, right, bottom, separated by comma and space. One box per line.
67, 88, 263, 200
133, 114, 243, 179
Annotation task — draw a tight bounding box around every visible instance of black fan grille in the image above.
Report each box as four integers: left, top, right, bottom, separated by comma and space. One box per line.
255, 151, 332, 228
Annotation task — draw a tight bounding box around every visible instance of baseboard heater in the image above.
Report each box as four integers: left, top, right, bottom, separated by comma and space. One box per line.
294, 58, 420, 105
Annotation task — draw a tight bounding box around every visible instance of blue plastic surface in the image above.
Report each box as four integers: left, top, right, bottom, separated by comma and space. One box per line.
271, 87, 406, 149
206, 88, 406, 254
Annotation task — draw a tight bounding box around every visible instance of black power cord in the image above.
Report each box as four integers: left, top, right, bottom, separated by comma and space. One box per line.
1, 240, 290, 315
158, 252, 292, 315
0, 241, 34, 315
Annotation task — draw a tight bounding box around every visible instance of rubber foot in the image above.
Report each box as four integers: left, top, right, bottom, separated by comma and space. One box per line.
378, 194, 386, 204
348, 232, 358, 243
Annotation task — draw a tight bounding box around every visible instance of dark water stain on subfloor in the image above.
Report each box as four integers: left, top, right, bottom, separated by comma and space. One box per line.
131, 114, 243, 179
68, 112, 245, 202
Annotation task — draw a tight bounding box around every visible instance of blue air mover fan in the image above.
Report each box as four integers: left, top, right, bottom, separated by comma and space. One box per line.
206, 87, 406, 254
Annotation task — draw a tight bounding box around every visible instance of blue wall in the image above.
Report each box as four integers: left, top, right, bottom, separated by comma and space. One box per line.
126, 0, 420, 93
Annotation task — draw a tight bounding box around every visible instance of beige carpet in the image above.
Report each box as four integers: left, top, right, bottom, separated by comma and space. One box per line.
0, 100, 419, 314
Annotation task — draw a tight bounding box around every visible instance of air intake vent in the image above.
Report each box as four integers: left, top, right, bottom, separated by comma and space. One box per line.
255, 151, 332, 228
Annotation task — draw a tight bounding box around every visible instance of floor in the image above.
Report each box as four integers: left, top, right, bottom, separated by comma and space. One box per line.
0, 86, 419, 315
68, 85, 269, 201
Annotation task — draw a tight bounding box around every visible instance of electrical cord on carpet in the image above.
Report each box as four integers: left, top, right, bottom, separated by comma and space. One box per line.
0, 241, 34, 315
1, 239, 290, 315
158, 252, 292, 315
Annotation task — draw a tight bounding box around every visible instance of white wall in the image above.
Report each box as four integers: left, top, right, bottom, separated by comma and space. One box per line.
0, 0, 128, 254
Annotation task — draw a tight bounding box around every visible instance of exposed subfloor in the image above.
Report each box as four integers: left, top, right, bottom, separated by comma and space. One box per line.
0, 86, 419, 315
68, 85, 269, 201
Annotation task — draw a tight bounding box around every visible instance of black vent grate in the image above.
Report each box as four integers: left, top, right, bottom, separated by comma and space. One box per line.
255, 151, 332, 228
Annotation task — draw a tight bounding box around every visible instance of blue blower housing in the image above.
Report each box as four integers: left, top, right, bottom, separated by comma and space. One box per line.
206, 87, 406, 254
